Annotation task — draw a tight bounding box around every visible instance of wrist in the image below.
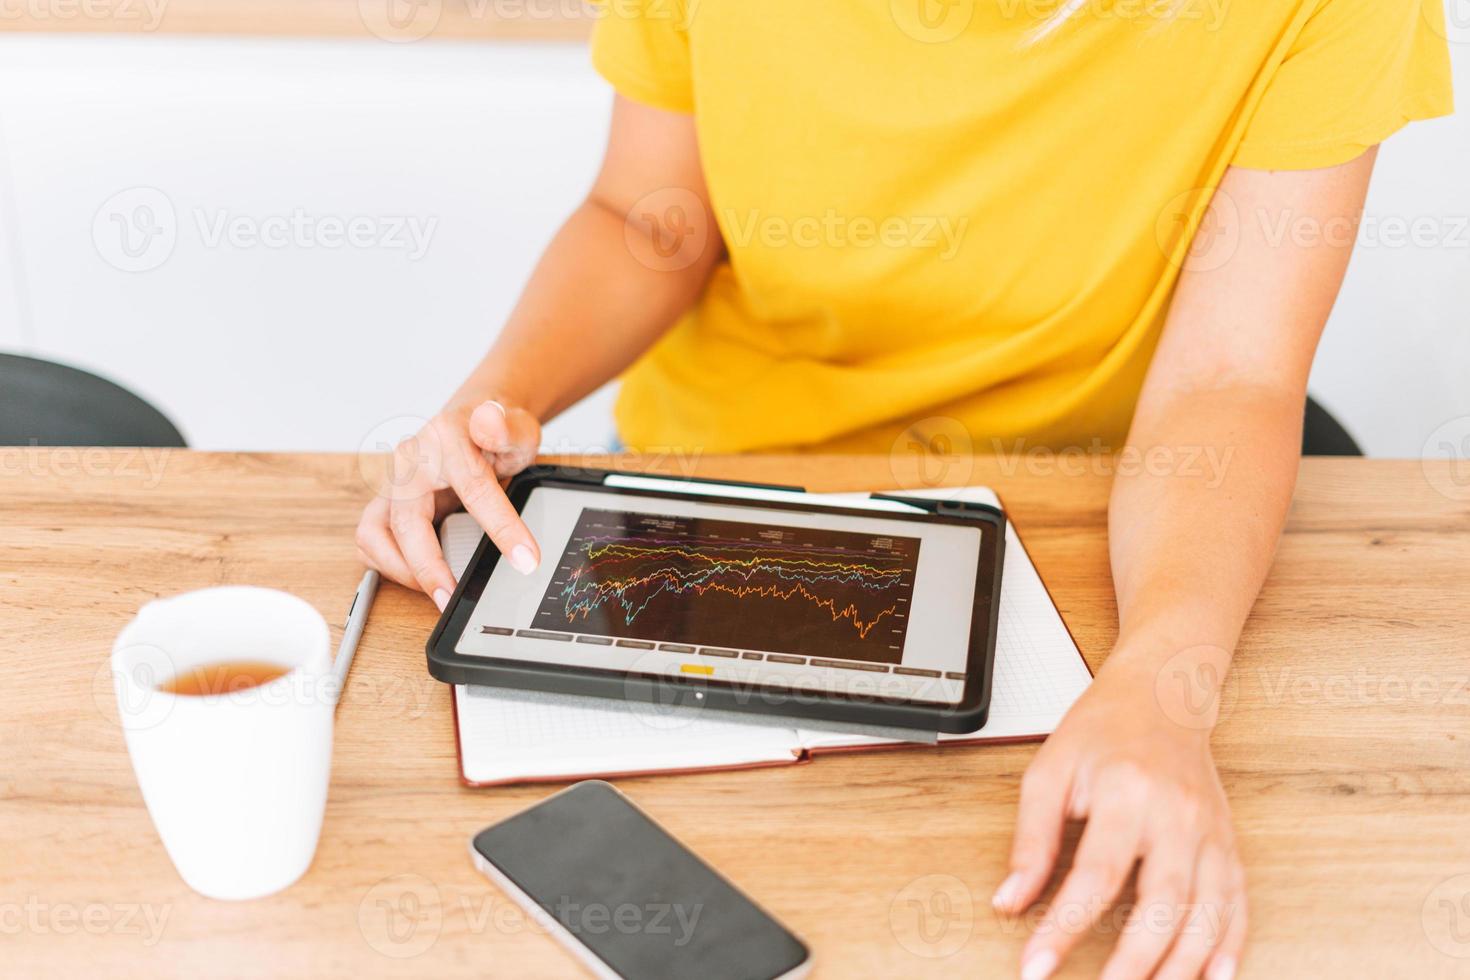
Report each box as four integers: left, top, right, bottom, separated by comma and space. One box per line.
444, 378, 539, 423
1102, 636, 1234, 735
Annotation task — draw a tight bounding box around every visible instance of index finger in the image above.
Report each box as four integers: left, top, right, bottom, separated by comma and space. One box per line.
442, 436, 540, 575
1021, 790, 1147, 980
995, 757, 1074, 914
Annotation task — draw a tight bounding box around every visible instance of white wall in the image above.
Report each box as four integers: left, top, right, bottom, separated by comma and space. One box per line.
0, 29, 1466, 457
1306, 9, 1470, 457
0, 35, 616, 454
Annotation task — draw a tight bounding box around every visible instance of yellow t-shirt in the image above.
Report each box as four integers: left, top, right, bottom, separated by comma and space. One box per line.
592, 0, 1453, 455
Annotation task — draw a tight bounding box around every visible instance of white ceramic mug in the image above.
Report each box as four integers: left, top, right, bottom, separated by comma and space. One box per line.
111, 586, 333, 901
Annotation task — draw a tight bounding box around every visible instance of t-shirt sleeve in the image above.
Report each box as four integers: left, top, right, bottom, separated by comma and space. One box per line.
589, 0, 695, 114
1232, 0, 1455, 170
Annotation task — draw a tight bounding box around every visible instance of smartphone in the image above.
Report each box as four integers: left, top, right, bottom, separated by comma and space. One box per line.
470, 780, 812, 980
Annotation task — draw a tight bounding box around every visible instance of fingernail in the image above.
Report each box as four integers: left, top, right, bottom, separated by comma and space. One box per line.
1206, 956, 1236, 980
1020, 949, 1058, 980
484, 400, 507, 417
992, 872, 1023, 910
432, 588, 449, 611
509, 545, 538, 575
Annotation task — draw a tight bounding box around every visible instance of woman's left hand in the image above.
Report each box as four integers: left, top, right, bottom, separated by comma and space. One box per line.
992, 655, 1247, 980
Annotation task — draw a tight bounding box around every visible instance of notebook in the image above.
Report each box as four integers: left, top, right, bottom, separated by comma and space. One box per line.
440, 485, 1092, 787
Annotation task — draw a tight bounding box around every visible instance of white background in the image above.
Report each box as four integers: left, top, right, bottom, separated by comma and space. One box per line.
0, 26, 1466, 456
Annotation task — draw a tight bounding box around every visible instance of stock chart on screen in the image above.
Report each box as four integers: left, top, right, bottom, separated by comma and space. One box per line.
532, 508, 920, 663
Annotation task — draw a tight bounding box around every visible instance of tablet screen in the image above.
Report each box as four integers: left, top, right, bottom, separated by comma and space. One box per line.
453, 486, 985, 705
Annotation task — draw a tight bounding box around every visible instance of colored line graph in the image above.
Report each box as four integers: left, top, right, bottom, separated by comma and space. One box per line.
532, 509, 919, 663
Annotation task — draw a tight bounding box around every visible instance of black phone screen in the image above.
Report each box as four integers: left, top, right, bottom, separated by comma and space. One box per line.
471, 781, 809, 980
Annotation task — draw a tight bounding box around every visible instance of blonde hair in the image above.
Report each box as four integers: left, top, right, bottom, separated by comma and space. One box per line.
1023, 0, 1184, 46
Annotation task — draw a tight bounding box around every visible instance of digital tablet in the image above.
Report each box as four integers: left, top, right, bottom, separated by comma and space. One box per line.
426, 467, 1004, 734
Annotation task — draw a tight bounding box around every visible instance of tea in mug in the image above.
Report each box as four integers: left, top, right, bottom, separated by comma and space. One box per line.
159, 661, 292, 697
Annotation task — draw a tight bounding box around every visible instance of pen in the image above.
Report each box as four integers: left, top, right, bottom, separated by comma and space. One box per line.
331, 569, 380, 710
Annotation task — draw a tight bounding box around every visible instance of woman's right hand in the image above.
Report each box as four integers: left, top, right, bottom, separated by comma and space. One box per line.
355, 399, 542, 610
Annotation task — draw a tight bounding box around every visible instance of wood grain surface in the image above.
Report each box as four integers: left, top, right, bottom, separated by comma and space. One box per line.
0, 0, 596, 40
2, 449, 1468, 977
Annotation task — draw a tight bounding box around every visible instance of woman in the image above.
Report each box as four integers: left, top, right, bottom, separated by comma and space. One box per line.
357, 2, 1453, 976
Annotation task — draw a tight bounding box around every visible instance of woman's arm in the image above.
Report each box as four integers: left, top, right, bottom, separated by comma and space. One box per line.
355, 95, 722, 605
450, 95, 723, 422
996, 150, 1379, 980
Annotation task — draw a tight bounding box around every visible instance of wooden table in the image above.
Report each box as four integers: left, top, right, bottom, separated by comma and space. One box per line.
3, 450, 1468, 977
0, 0, 594, 40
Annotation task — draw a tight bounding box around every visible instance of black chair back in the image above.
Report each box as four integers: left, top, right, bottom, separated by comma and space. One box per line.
0, 353, 186, 447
